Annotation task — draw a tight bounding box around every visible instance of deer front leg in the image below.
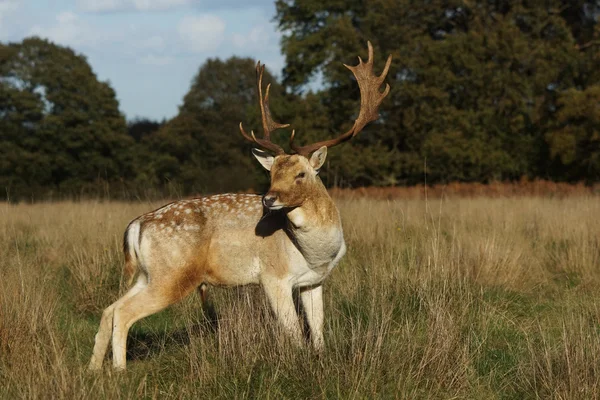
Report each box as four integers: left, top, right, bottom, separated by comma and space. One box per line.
261, 277, 303, 345
300, 285, 324, 352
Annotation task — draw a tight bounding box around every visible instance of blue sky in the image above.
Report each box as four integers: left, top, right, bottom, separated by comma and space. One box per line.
0, 0, 285, 121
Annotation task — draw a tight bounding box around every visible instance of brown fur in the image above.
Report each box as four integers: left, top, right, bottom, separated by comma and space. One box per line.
267, 155, 328, 209
165, 261, 206, 302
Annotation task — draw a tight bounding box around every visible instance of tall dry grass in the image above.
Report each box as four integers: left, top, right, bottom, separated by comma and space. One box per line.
0, 195, 599, 398
331, 179, 600, 199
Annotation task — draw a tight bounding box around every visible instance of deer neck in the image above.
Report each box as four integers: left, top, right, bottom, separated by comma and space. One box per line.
284, 182, 345, 267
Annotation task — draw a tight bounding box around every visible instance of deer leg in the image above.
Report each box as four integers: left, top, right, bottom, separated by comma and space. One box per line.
300, 285, 325, 352
88, 274, 147, 371
111, 275, 199, 370
261, 278, 303, 345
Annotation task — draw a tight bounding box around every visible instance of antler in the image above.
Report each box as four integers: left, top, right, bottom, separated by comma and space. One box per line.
239, 62, 290, 155
290, 41, 392, 157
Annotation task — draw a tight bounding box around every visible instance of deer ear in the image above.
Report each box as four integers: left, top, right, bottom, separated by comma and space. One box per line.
252, 148, 274, 171
309, 146, 327, 171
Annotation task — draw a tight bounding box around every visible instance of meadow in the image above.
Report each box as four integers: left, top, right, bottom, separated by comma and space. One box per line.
1, 193, 599, 399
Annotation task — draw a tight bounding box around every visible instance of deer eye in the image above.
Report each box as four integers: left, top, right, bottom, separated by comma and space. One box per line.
296, 172, 306, 179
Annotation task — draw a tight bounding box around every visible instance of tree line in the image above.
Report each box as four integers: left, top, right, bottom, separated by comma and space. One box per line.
1, 1, 599, 200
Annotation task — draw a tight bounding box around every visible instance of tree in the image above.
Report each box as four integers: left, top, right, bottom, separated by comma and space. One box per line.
275, 0, 600, 184
139, 57, 298, 194
0, 37, 132, 199
544, 86, 600, 181
128, 118, 163, 142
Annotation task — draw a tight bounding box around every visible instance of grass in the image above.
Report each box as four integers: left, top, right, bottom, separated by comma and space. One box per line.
1, 195, 599, 399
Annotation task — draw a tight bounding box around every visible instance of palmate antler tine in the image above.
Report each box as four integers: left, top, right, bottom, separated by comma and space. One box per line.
344, 42, 392, 135
239, 61, 290, 155
290, 41, 392, 157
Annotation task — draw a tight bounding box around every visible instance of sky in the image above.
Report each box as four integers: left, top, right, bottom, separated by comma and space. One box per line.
0, 0, 285, 121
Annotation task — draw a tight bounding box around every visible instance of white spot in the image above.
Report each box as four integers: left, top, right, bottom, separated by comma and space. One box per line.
174, 211, 180, 216
185, 209, 191, 214
250, 257, 261, 276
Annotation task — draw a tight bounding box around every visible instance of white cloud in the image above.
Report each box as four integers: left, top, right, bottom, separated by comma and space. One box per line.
29, 11, 90, 47
56, 10, 78, 24
78, 0, 123, 12
139, 35, 166, 50
139, 54, 174, 65
132, 0, 189, 11
0, 0, 19, 16
232, 25, 269, 50
78, 0, 276, 13
78, 0, 190, 12
0, 0, 20, 37
178, 15, 225, 53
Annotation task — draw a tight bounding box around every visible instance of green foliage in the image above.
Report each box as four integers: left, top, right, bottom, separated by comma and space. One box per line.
275, 0, 600, 184
127, 118, 163, 142
0, 37, 131, 200
133, 57, 297, 194
544, 85, 600, 181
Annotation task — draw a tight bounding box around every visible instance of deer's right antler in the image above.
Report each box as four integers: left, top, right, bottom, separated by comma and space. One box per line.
290, 41, 392, 157
239, 62, 289, 155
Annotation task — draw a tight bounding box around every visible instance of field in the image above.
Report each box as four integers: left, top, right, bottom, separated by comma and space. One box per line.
1, 194, 600, 399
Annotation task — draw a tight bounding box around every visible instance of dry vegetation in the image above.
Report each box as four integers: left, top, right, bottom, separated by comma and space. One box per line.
1, 193, 600, 399
330, 179, 600, 199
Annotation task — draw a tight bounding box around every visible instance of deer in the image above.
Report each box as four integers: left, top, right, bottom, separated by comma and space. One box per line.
88, 42, 391, 371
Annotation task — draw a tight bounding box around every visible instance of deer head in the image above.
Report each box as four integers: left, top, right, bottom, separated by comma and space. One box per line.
240, 41, 392, 210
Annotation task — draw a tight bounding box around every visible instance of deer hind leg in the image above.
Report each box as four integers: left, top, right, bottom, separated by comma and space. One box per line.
88, 274, 148, 371
261, 278, 303, 345
111, 272, 201, 370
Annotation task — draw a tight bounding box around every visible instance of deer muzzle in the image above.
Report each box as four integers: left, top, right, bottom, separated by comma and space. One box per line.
263, 192, 282, 210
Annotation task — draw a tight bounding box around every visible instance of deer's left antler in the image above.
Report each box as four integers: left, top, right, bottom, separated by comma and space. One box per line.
239, 62, 290, 155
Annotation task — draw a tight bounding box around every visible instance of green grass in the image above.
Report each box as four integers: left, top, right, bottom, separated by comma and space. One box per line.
1, 196, 599, 398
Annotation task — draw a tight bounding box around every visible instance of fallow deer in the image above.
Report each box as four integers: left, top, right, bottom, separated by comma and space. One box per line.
88, 42, 391, 370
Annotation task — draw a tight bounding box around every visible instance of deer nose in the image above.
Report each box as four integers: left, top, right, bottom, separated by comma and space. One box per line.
263, 193, 278, 208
